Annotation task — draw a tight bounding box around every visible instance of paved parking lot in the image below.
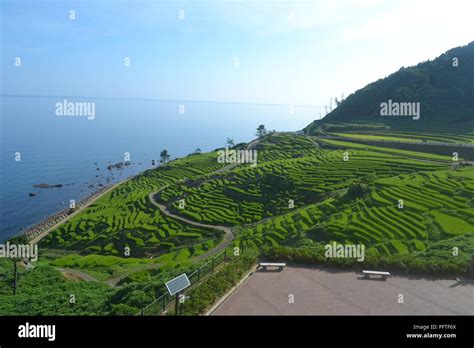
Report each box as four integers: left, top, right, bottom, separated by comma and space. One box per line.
213, 266, 474, 315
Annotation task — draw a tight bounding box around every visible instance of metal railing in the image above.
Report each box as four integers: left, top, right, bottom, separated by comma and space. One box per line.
139, 248, 230, 316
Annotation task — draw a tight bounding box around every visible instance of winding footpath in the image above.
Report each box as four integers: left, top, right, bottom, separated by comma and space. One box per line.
34, 138, 262, 284
58, 268, 98, 282
148, 191, 234, 262
145, 137, 263, 261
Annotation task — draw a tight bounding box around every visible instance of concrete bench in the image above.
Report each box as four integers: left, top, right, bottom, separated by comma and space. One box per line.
362, 270, 391, 280
260, 262, 286, 271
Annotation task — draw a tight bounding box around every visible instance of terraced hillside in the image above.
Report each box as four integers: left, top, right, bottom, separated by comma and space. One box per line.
41, 152, 228, 258
41, 133, 473, 266
329, 130, 474, 144
4, 132, 473, 316
307, 122, 474, 144
234, 167, 474, 259
4, 41, 473, 317
155, 134, 448, 226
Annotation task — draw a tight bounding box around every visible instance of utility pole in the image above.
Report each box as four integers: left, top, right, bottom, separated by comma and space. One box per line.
175, 293, 179, 316
13, 261, 17, 295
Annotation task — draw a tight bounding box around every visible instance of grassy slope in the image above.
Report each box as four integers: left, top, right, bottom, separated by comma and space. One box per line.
331, 133, 424, 143
333, 131, 474, 144
317, 138, 454, 161
2, 133, 473, 315
40, 152, 227, 258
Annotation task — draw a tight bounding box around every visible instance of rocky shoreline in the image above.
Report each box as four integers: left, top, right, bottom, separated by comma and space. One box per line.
23, 185, 112, 242
16, 158, 164, 243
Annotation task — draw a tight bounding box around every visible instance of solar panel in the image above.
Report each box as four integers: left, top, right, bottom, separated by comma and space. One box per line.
165, 273, 191, 296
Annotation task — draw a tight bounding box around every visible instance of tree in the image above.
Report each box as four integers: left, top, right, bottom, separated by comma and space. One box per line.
256, 125, 267, 138
262, 172, 295, 195
160, 149, 170, 164
8, 235, 30, 295
194, 148, 202, 154
226, 138, 235, 148
346, 181, 370, 199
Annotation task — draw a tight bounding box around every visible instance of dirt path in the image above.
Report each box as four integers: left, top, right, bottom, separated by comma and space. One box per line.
105, 263, 166, 287
148, 191, 234, 262
57, 268, 98, 282
43, 137, 265, 285
146, 137, 264, 262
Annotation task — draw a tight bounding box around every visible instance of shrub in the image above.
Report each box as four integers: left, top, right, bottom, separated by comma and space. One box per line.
171, 253, 257, 315
260, 245, 469, 276
346, 181, 370, 199
109, 303, 140, 315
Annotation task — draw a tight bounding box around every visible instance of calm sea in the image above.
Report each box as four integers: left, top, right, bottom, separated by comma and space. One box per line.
0, 95, 320, 241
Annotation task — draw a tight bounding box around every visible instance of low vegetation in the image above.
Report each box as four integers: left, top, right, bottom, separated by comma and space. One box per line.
169, 252, 257, 316
2, 132, 473, 315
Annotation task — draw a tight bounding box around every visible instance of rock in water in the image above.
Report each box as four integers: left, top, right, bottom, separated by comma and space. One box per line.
33, 183, 63, 188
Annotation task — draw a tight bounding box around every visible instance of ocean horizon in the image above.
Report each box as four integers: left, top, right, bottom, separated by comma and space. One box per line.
0, 95, 320, 241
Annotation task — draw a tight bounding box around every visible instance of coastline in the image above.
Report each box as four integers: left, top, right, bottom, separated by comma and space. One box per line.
15, 143, 248, 246
22, 159, 175, 245
24, 176, 135, 245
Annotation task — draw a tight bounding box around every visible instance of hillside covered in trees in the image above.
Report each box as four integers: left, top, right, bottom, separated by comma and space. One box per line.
305, 42, 474, 134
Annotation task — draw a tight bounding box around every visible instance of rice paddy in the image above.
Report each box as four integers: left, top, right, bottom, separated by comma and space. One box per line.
41, 133, 474, 267
40, 152, 228, 258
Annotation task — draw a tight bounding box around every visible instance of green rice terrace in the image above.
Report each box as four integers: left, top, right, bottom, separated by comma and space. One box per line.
41, 152, 228, 258
328, 131, 474, 144
306, 123, 474, 145
156, 140, 450, 226
1, 132, 474, 315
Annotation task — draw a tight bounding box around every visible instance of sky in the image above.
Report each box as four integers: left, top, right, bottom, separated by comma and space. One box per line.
1, 0, 474, 107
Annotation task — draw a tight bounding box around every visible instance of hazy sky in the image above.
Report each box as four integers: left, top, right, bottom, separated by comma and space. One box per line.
2, 0, 473, 106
